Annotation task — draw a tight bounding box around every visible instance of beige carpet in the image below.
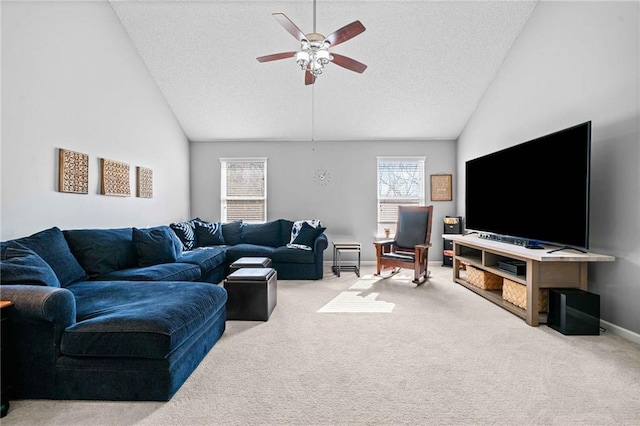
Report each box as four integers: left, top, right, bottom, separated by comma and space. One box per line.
4, 265, 640, 426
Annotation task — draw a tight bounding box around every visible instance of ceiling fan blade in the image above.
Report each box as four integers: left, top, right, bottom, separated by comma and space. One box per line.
256, 52, 297, 63
305, 71, 316, 85
272, 13, 307, 42
331, 53, 367, 73
324, 20, 366, 47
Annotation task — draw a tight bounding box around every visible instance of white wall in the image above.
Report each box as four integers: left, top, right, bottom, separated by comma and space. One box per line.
191, 140, 457, 261
1, 1, 190, 240
457, 1, 640, 334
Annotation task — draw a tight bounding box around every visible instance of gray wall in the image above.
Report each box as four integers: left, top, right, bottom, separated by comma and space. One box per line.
190, 140, 457, 261
457, 1, 640, 335
1, 1, 191, 240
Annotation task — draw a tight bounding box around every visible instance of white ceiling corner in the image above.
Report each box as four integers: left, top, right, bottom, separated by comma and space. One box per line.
109, 0, 538, 142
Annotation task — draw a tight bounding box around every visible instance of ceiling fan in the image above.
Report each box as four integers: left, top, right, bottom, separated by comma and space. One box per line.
256, 0, 367, 85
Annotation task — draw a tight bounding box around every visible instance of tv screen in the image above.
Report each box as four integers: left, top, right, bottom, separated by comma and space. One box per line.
465, 121, 591, 249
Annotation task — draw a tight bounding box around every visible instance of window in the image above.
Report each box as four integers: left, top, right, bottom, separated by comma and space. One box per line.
377, 157, 426, 234
220, 158, 267, 222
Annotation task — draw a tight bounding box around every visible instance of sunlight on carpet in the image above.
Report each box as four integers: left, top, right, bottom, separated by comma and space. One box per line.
317, 273, 401, 313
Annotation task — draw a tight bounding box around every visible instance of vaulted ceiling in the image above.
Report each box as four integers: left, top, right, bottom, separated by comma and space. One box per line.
109, 0, 537, 142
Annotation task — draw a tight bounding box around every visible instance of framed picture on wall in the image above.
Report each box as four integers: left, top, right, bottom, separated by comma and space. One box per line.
430, 174, 452, 201
136, 166, 153, 198
100, 158, 131, 196
58, 149, 89, 194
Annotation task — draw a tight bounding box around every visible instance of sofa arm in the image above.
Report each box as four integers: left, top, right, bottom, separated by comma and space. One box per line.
0, 285, 76, 399
0, 285, 76, 327
314, 233, 328, 252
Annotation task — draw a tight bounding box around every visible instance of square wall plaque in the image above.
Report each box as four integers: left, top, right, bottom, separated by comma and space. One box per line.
136, 166, 153, 198
59, 149, 89, 194
100, 158, 130, 196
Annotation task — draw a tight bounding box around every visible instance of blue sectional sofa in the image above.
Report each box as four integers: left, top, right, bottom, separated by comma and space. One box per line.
0, 219, 327, 402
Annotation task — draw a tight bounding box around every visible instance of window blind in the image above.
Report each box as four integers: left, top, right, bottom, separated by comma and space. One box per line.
377, 157, 425, 224
221, 158, 267, 222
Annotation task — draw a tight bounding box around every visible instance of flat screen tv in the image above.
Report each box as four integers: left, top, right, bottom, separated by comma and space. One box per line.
465, 121, 591, 250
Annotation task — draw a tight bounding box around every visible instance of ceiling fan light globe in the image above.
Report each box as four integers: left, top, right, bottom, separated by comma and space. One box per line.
296, 51, 310, 69
316, 49, 330, 66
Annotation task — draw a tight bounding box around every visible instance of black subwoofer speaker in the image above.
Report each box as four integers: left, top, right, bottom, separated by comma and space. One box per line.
548, 288, 600, 335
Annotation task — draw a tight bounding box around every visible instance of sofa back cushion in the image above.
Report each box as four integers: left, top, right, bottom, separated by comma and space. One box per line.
64, 228, 137, 278
241, 220, 282, 247
0, 242, 62, 287
221, 221, 243, 245
133, 226, 183, 267
9, 227, 87, 286
278, 220, 295, 246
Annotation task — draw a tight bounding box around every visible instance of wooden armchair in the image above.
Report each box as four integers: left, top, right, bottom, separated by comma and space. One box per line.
373, 205, 434, 285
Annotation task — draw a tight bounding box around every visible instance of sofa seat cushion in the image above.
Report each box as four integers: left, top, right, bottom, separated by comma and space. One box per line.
62, 280, 227, 359
64, 228, 137, 278
93, 263, 201, 282
271, 246, 316, 264
179, 246, 226, 275
225, 244, 275, 263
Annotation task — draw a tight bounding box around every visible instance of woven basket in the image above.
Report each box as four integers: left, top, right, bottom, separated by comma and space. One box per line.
502, 278, 548, 312
466, 265, 503, 290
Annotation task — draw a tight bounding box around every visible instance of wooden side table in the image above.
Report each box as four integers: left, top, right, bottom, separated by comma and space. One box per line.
1, 300, 14, 418
332, 241, 361, 277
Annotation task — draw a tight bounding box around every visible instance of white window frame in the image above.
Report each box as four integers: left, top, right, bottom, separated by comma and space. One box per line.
376, 156, 426, 235
220, 157, 268, 223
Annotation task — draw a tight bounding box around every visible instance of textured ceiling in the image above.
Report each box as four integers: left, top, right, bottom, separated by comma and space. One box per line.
109, 0, 537, 142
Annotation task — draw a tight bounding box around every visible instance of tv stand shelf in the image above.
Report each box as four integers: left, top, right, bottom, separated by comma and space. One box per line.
446, 234, 614, 326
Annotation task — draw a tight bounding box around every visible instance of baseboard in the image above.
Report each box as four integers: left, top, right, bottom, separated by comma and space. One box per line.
600, 319, 640, 345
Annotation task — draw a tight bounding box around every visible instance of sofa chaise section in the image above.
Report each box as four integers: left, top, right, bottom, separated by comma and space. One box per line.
1, 281, 227, 401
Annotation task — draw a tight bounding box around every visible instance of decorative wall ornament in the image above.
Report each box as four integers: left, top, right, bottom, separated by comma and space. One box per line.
430, 173, 453, 201
100, 158, 131, 196
314, 168, 331, 186
136, 166, 153, 198
58, 149, 89, 194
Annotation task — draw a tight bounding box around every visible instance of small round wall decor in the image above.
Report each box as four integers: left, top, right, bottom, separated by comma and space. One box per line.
314, 169, 331, 186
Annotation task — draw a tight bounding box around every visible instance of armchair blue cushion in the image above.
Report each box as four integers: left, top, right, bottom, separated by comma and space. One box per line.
0, 243, 61, 287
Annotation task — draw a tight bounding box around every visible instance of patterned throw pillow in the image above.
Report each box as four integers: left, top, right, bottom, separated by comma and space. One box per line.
290, 222, 326, 250
290, 220, 322, 244
194, 219, 225, 247
170, 219, 198, 250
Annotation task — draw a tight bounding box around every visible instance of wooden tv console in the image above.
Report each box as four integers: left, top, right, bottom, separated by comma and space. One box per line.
446, 234, 614, 326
